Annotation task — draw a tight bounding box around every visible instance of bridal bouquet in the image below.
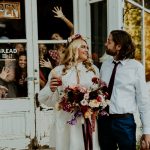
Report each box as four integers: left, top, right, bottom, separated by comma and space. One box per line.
55, 77, 110, 126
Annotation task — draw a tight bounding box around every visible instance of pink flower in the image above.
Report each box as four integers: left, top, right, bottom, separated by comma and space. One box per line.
97, 95, 104, 102
84, 93, 89, 100
79, 86, 87, 93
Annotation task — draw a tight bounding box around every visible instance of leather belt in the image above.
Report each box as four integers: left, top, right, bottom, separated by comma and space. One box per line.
110, 113, 133, 118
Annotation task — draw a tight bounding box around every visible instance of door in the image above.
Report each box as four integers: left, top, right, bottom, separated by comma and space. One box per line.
0, 0, 35, 149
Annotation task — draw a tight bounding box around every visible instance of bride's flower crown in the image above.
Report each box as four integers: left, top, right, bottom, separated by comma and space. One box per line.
67, 34, 84, 47
68, 34, 82, 42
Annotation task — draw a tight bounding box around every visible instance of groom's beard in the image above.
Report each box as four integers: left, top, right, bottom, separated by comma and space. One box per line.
106, 48, 118, 57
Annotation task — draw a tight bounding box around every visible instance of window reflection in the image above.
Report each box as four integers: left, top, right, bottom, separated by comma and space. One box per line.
144, 12, 150, 81
124, 2, 142, 61
0, 43, 28, 98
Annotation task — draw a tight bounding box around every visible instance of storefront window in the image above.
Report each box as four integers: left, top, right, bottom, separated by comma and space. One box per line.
144, 12, 150, 81
0, 0, 25, 39
124, 1, 142, 61
37, 0, 73, 40
90, 0, 107, 69
0, 43, 28, 98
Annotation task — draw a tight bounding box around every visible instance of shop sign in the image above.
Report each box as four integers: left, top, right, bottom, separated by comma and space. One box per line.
0, 2, 21, 19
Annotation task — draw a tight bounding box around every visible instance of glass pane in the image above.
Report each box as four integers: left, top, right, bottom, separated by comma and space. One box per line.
133, 0, 142, 5
144, 0, 150, 9
0, 43, 28, 98
37, 0, 73, 40
90, 0, 107, 69
39, 43, 65, 89
0, 0, 26, 39
124, 2, 142, 61
144, 12, 150, 81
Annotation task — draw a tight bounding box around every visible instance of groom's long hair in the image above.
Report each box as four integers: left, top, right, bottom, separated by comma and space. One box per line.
111, 30, 135, 60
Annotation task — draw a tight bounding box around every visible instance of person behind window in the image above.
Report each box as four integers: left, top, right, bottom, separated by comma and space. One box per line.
0, 58, 17, 98
44, 6, 74, 68
13, 43, 26, 59
0, 85, 8, 98
39, 44, 51, 89
38, 34, 100, 150
50, 6, 74, 55
52, 6, 74, 36
39, 6, 74, 89
15, 52, 27, 97
39, 43, 65, 89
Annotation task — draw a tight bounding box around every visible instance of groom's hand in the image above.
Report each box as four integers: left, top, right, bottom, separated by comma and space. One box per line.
140, 134, 150, 150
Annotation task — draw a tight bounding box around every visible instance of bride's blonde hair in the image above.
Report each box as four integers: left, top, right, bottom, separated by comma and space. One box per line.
61, 35, 96, 75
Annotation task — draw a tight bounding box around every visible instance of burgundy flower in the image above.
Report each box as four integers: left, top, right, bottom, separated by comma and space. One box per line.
57, 78, 62, 86
56, 80, 109, 126
92, 77, 100, 84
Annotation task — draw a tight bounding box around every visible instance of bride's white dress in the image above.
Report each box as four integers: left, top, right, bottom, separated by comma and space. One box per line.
38, 63, 101, 150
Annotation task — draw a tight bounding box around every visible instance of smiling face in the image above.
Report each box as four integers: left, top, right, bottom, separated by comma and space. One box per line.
61, 36, 90, 65
77, 40, 89, 62
19, 55, 27, 69
39, 44, 47, 60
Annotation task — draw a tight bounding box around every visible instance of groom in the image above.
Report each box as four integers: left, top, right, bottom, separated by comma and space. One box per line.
98, 30, 150, 150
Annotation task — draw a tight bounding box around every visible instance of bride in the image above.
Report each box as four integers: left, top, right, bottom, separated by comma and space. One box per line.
38, 34, 101, 150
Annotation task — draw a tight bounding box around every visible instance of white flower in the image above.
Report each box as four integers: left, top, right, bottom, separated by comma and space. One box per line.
67, 37, 72, 43
89, 99, 101, 108
99, 100, 107, 108
80, 99, 88, 106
